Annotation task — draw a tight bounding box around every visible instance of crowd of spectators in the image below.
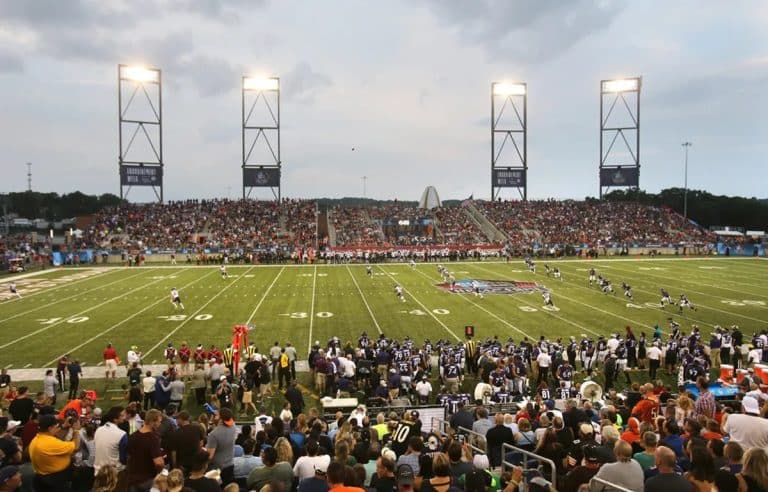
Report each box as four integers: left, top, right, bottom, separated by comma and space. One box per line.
83, 199, 316, 252
478, 200, 714, 248
330, 207, 383, 248
432, 208, 492, 246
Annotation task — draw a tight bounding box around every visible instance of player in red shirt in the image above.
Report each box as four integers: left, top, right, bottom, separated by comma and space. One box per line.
103, 343, 118, 380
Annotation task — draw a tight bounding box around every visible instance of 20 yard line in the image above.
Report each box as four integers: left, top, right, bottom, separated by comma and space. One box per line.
44, 269, 219, 367
377, 266, 461, 342
143, 266, 257, 358
346, 265, 382, 334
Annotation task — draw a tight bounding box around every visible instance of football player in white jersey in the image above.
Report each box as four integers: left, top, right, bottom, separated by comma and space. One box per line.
170, 288, 185, 310
8, 281, 21, 298
220, 264, 228, 279
471, 280, 484, 299
394, 284, 406, 302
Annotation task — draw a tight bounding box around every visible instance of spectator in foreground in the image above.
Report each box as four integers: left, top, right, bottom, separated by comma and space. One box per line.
28, 414, 81, 491
644, 446, 693, 492
589, 440, 643, 492
736, 447, 768, 492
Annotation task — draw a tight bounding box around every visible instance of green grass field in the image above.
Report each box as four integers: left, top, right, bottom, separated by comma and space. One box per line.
1, 257, 766, 370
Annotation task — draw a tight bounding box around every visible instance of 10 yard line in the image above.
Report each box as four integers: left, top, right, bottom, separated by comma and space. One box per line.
307, 266, 318, 353
346, 265, 382, 334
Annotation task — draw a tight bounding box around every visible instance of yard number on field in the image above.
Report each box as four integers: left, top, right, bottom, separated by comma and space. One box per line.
37, 316, 90, 325
157, 314, 214, 321
518, 305, 560, 312
279, 312, 335, 318
402, 308, 451, 316
721, 300, 766, 306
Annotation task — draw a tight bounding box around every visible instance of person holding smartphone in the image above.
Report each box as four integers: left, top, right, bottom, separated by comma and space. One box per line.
28, 414, 82, 491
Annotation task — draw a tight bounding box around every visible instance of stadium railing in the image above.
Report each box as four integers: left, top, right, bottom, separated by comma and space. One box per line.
457, 426, 488, 455
588, 476, 636, 492
501, 442, 556, 485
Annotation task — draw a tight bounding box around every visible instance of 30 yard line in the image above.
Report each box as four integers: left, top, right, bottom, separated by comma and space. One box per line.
43, 269, 218, 367
377, 266, 461, 341
307, 266, 318, 353
143, 266, 257, 358
346, 265, 382, 334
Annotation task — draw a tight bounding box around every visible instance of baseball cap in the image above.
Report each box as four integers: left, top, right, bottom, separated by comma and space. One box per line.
472, 454, 490, 470
743, 395, 761, 414
220, 375, 227, 381
314, 462, 328, 475
0, 466, 19, 485
410, 410, 419, 420
396, 464, 415, 485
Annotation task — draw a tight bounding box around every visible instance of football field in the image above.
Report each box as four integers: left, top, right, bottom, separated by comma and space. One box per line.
1, 257, 766, 370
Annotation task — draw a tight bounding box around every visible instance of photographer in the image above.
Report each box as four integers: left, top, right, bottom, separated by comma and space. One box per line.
28, 414, 82, 492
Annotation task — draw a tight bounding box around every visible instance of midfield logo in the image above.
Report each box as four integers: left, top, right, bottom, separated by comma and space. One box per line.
437, 279, 547, 295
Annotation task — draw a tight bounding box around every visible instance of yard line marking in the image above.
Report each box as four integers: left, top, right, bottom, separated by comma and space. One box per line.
604, 262, 768, 303
412, 268, 529, 338
307, 266, 318, 353
3, 364, 11, 369
143, 266, 257, 358
377, 266, 460, 341
560, 262, 767, 324
418, 267, 598, 338
346, 265, 382, 335
0, 271, 178, 352
43, 269, 217, 367
97, 361, 103, 366
245, 267, 286, 325
0, 268, 122, 306
549, 263, 722, 328
0, 269, 155, 324
472, 263, 656, 330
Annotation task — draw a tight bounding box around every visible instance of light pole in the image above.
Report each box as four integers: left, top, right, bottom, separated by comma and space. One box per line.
682, 142, 692, 220
361, 176, 367, 200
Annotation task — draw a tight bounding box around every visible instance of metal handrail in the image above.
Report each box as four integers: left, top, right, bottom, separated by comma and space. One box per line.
457, 425, 488, 455
588, 476, 636, 492
433, 417, 451, 437
501, 442, 557, 485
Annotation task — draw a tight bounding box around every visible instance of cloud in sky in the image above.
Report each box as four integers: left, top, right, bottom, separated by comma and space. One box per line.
0, 0, 765, 202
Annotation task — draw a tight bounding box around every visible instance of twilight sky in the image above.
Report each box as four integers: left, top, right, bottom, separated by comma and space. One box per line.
0, 0, 766, 202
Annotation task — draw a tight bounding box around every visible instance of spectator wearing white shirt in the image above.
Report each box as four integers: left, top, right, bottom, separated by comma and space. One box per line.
293, 440, 330, 481
536, 351, 552, 386
415, 376, 433, 405
722, 396, 768, 450
94, 406, 128, 477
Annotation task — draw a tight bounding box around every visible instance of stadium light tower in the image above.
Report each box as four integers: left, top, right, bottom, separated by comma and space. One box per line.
491, 81, 527, 201
599, 76, 641, 199
242, 75, 281, 201
682, 141, 692, 220
118, 64, 163, 202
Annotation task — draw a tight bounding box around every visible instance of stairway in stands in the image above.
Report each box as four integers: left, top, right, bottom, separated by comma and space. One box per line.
463, 202, 509, 243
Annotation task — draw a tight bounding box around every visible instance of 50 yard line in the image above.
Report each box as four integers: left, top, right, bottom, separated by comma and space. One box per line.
346, 265, 382, 334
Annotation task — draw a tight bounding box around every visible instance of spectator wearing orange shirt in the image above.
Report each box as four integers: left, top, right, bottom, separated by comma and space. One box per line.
631, 385, 659, 424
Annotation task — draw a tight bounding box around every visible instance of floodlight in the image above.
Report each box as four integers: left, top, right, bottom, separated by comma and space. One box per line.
243, 77, 279, 91
493, 82, 526, 96
122, 66, 159, 83
602, 78, 639, 93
